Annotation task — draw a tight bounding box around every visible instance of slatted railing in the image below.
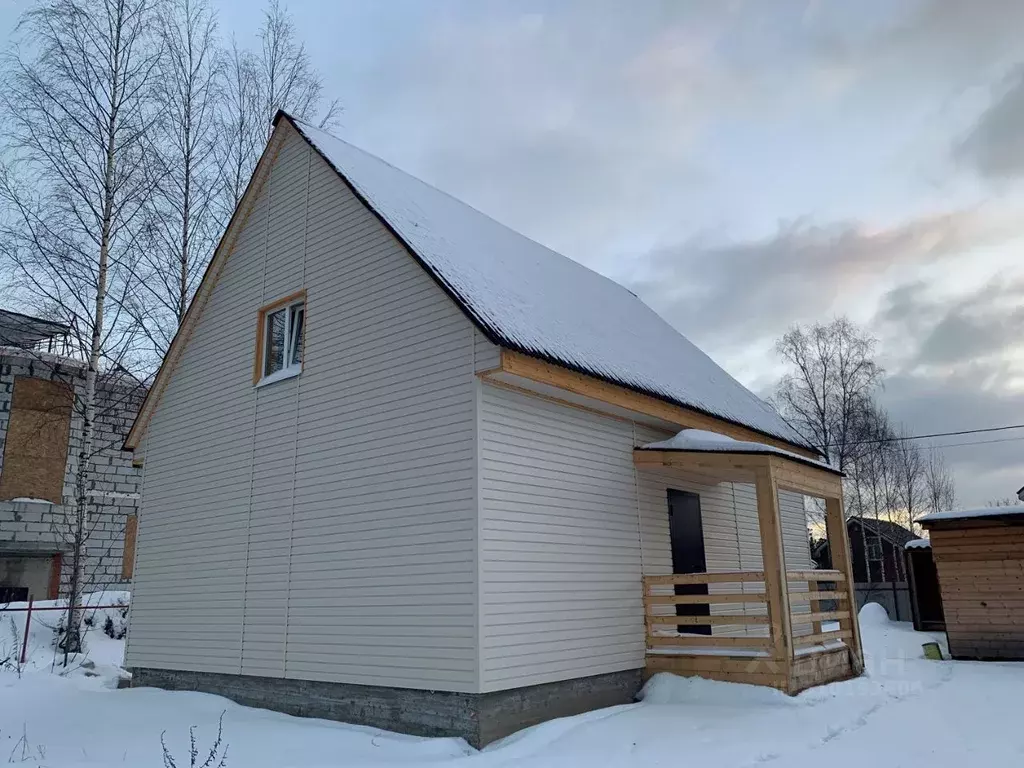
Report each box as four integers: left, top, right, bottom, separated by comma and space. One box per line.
786, 570, 853, 648
642, 571, 771, 650
642, 569, 856, 654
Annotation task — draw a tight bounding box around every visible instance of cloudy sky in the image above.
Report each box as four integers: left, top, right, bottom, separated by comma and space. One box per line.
4, 0, 1023, 506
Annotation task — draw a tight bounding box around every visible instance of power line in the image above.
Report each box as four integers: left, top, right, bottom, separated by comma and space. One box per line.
825, 422, 1024, 449
924, 435, 1024, 450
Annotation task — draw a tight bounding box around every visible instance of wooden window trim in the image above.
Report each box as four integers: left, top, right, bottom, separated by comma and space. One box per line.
253, 290, 306, 385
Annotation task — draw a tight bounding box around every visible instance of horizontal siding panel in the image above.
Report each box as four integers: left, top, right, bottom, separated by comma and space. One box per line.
478, 384, 814, 689
478, 384, 646, 691
127, 124, 478, 692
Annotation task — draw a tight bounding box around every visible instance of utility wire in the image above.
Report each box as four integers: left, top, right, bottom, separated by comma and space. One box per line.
923, 435, 1024, 450
822, 422, 1024, 449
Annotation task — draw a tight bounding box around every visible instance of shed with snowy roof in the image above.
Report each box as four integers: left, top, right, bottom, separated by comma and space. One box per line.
919, 506, 1024, 660
122, 112, 863, 745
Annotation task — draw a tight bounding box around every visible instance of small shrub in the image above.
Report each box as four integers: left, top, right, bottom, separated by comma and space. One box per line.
102, 605, 129, 640
161, 711, 229, 768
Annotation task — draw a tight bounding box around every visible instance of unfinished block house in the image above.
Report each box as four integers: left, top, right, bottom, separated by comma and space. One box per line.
0, 309, 143, 601
124, 112, 862, 747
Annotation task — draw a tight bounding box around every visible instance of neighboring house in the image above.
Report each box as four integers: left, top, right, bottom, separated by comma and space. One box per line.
123, 112, 863, 747
813, 517, 916, 620
0, 309, 143, 602
813, 517, 916, 583
1017, 485, 1024, 502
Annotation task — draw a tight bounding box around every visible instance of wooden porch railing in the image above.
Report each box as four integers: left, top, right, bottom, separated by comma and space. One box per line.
642, 570, 854, 656
644, 571, 770, 649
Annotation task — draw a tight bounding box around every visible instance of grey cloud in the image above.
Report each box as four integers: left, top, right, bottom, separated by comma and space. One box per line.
876, 276, 1024, 368
628, 209, 987, 350
956, 67, 1024, 179
869, 277, 1024, 505
878, 369, 1024, 506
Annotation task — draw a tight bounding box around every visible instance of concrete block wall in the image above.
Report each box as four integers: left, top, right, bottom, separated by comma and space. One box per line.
0, 349, 144, 596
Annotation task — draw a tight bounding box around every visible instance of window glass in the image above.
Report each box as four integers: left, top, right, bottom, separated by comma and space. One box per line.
289, 305, 304, 367
264, 308, 286, 376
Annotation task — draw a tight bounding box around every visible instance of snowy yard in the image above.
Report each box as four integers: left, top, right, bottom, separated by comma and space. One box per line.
1, 599, 1021, 767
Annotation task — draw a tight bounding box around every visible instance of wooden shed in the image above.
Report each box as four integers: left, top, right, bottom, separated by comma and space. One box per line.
919, 507, 1024, 660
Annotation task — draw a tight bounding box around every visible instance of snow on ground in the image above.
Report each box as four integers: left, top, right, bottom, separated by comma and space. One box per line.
1, 599, 1022, 767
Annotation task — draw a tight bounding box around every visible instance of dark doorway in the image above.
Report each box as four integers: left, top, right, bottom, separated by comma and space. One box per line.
906, 547, 945, 632
668, 489, 711, 635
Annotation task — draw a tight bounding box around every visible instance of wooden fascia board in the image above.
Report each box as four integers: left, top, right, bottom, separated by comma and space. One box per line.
123, 121, 292, 450
634, 450, 843, 499
633, 449, 767, 482
498, 349, 819, 460
768, 457, 843, 500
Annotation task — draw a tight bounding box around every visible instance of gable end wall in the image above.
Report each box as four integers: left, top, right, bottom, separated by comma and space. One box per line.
125, 125, 480, 692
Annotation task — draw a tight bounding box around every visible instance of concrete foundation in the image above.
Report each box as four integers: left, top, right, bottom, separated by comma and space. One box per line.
131, 667, 642, 747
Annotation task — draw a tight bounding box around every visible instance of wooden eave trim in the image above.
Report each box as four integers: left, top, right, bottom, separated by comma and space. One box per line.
252, 289, 306, 385
495, 349, 819, 459
633, 450, 843, 499
123, 121, 292, 450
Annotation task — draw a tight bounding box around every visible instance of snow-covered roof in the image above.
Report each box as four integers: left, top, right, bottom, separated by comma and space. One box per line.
855, 517, 917, 548
284, 115, 813, 452
905, 538, 931, 550
638, 429, 839, 474
918, 506, 1024, 524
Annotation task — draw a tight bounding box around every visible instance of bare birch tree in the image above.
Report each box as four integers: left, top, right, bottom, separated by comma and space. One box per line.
134, 0, 224, 356
924, 448, 956, 514
218, 0, 340, 213
773, 317, 883, 471
219, 40, 263, 214
0, 0, 161, 657
893, 428, 925, 538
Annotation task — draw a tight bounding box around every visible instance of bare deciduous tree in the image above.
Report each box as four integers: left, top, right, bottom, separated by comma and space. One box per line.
135, 0, 224, 356
218, 0, 339, 213
773, 317, 883, 471
923, 448, 956, 514
0, 0, 161, 657
985, 497, 1022, 507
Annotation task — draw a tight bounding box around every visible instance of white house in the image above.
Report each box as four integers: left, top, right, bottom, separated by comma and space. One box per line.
123, 112, 862, 746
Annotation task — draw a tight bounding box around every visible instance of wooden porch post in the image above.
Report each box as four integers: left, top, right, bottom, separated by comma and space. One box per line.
825, 495, 864, 672
754, 465, 793, 668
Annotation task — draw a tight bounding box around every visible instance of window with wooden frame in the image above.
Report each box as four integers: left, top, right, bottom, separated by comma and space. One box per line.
254, 291, 305, 385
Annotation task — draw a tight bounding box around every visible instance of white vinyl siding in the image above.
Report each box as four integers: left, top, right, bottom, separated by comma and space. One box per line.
126, 124, 479, 691
477, 383, 812, 690
473, 329, 501, 372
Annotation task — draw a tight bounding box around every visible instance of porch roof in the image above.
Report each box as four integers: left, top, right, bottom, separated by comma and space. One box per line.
635, 429, 843, 500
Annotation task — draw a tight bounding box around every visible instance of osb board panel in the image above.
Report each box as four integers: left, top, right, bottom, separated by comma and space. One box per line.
121, 514, 137, 580
10, 376, 73, 412
0, 377, 73, 503
0, 455, 66, 504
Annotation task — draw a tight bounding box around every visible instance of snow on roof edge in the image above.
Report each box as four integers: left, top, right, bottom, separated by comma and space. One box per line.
918, 506, 1024, 524
639, 429, 839, 475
